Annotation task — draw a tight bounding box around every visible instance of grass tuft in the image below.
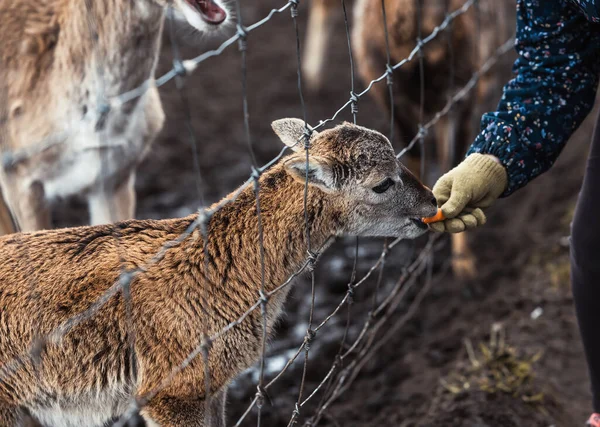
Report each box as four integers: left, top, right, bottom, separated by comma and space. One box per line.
440, 324, 544, 404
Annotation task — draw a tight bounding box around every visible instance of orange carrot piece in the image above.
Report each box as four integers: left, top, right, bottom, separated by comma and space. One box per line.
422, 208, 445, 224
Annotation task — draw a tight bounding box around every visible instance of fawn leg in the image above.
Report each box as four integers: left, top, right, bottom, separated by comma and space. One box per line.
88, 172, 136, 225
205, 387, 226, 427
141, 389, 226, 427
0, 403, 18, 426
0, 400, 32, 427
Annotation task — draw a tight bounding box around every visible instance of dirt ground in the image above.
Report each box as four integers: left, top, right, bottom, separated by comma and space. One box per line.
66, 1, 597, 425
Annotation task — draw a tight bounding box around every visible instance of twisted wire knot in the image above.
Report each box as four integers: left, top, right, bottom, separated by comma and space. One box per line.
237, 24, 248, 51
255, 385, 272, 408
347, 285, 355, 305
173, 59, 187, 77
304, 328, 316, 351
289, 403, 301, 424
290, 0, 299, 18
258, 289, 269, 305
306, 250, 318, 272
303, 128, 313, 150
349, 91, 359, 115
250, 166, 261, 181
385, 64, 394, 86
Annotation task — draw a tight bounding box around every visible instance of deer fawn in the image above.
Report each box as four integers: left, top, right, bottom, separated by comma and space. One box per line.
0, 119, 437, 426
0, 0, 230, 235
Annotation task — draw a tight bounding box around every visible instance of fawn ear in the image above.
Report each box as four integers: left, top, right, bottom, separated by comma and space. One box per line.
272, 118, 317, 152
284, 154, 336, 192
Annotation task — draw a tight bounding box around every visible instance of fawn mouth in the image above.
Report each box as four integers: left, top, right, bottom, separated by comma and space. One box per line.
410, 218, 428, 230
185, 0, 227, 25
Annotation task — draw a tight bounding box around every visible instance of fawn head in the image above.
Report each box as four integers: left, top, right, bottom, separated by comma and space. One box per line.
272, 119, 438, 239
158, 0, 230, 32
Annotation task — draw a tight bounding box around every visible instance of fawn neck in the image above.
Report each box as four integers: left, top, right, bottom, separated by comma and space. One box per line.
52, 0, 165, 97
205, 165, 343, 297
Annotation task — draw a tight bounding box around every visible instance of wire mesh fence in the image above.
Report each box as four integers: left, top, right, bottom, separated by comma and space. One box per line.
0, 0, 515, 425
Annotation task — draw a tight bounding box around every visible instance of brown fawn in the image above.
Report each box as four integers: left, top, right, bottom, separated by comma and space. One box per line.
303, 0, 508, 279
0, 0, 230, 234
0, 119, 437, 426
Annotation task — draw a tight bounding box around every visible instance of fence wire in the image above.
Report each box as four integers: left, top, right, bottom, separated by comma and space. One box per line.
0, 0, 515, 425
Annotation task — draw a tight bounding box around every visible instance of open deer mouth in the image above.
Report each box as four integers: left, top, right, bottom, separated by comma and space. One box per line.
185, 0, 227, 25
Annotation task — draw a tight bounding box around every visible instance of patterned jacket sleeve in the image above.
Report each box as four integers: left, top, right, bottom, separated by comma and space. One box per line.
466, 0, 600, 196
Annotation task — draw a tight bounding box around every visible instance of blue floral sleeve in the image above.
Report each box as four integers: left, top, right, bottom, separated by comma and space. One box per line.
466, 0, 600, 196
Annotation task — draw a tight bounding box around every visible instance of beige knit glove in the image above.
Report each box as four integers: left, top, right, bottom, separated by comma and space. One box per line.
430, 154, 508, 233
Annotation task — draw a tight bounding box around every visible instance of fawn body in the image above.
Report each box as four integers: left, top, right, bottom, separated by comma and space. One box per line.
0, 0, 230, 234
0, 120, 436, 426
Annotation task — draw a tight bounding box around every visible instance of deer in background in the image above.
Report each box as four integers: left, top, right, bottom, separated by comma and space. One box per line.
0, 0, 231, 235
0, 119, 436, 426
302, 0, 509, 279
352, 0, 510, 280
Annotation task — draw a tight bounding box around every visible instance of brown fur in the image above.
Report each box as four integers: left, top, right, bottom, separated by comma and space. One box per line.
0, 120, 436, 426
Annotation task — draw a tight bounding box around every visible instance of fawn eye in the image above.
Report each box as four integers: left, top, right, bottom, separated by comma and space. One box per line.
372, 178, 394, 194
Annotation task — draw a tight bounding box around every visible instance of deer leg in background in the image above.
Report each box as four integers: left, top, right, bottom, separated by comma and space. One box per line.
111, 172, 136, 222
2, 180, 50, 232
88, 172, 136, 225
0, 187, 16, 235
451, 232, 476, 280
450, 101, 477, 280
303, 0, 338, 92
434, 112, 458, 177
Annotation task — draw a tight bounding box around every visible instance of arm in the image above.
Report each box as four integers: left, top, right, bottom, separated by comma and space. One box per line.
431, 0, 600, 233
468, 0, 600, 195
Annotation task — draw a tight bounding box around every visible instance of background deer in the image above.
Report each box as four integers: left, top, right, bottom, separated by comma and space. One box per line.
302, 0, 510, 279
0, 0, 230, 235
0, 119, 436, 427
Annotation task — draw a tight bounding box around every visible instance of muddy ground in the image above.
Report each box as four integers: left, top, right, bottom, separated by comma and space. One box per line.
57, 0, 597, 425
